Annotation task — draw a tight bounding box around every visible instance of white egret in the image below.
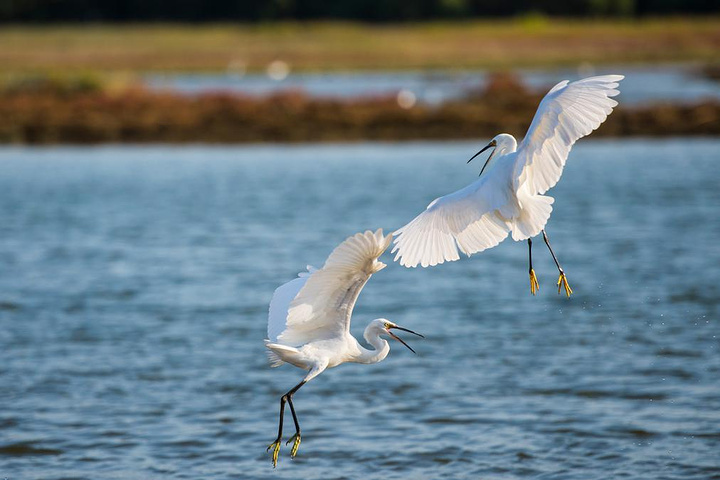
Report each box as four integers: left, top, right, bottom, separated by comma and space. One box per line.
265, 229, 423, 467
392, 75, 624, 296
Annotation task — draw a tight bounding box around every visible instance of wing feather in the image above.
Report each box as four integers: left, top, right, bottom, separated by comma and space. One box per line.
392, 172, 512, 268
267, 229, 391, 347
514, 75, 623, 196
267, 272, 309, 343
392, 75, 622, 269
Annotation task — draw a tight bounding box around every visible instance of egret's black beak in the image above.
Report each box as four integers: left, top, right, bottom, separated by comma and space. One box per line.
386, 325, 425, 355
386, 325, 424, 354
467, 141, 497, 176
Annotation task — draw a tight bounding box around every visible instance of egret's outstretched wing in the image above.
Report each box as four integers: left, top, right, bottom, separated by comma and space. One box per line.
514, 75, 623, 196
267, 266, 314, 343
391, 174, 512, 268
268, 229, 391, 347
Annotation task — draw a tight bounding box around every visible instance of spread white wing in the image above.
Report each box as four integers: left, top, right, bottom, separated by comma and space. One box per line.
514, 75, 623, 196
391, 173, 512, 268
267, 229, 391, 347
266, 267, 314, 344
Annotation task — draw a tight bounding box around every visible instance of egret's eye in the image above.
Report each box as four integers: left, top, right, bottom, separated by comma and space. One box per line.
384, 323, 391, 329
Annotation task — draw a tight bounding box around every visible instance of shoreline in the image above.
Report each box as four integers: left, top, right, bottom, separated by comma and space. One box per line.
2, 83, 718, 144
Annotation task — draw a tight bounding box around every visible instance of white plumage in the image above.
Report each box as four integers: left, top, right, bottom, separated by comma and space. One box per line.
392, 75, 623, 270
514, 76, 622, 197
266, 229, 390, 354
264, 228, 424, 467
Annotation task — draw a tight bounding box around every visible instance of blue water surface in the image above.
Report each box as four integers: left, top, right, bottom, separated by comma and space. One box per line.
1, 139, 719, 479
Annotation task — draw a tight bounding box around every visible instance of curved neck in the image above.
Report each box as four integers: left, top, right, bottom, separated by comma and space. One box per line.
355, 327, 390, 365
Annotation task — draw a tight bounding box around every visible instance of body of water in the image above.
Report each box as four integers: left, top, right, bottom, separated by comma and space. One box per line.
1, 139, 719, 479
146, 65, 720, 106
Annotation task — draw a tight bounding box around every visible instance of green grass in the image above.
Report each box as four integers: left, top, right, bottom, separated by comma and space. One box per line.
1, 17, 719, 76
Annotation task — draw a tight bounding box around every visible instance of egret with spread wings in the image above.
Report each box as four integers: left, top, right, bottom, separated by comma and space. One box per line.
265, 229, 423, 467
392, 75, 624, 296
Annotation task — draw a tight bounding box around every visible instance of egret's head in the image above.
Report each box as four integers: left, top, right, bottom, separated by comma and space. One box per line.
367, 318, 424, 354
467, 133, 517, 175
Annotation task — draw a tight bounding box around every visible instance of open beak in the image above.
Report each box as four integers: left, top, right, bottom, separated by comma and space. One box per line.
467, 141, 497, 176
386, 325, 424, 354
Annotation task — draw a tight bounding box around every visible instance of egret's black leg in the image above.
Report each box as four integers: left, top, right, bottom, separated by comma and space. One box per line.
541, 229, 563, 272
267, 380, 306, 467
267, 396, 286, 467
542, 229, 573, 297
284, 381, 306, 459
528, 238, 539, 295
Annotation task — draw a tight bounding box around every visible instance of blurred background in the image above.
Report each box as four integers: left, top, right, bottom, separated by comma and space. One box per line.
1, 2, 719, 480
1, 0, 720, 141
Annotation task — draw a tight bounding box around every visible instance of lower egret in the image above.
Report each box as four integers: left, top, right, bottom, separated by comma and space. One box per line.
391, 75, 624, 296
265, 229, 423, 467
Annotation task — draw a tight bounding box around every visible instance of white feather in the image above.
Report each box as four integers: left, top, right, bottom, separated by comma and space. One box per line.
266, 229, 392, 355
267, 269, 311, 343
514, 75, 624, 196
392, 153, 515, 268
392, 75, 623, 268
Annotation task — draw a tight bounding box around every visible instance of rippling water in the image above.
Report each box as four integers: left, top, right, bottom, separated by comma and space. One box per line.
1, 139, 719, 479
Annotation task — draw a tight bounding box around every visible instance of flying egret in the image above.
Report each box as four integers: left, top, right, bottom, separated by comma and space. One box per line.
265, 229, 423, 467
391, 75, 624, 296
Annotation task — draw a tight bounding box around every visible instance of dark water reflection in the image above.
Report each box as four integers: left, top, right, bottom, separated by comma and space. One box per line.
1, 139, 719, 479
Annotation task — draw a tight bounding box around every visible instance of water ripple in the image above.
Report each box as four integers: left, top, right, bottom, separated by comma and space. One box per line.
1, 140, 719, 479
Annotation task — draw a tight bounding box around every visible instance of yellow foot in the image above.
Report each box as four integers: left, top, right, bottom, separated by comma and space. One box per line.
267, 439, 281, 468
529, 269, 540, 296
286, 432, 301, 458
557, 272, 573, 297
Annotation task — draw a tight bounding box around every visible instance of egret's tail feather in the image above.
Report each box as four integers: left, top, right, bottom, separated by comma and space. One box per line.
266, 348, 285, 368
265, 340, 306, 368
511, 195, 554, 241
264, 339, 291, 367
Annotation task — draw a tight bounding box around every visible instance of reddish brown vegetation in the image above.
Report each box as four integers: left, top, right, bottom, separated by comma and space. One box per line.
1, 75, 719, 144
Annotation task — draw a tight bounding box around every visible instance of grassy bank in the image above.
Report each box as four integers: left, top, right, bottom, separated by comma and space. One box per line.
2, 75, 718, 144
1, 18, 719, 75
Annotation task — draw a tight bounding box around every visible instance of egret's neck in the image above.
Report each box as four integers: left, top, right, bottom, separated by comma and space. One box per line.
355, 327, 390, 365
